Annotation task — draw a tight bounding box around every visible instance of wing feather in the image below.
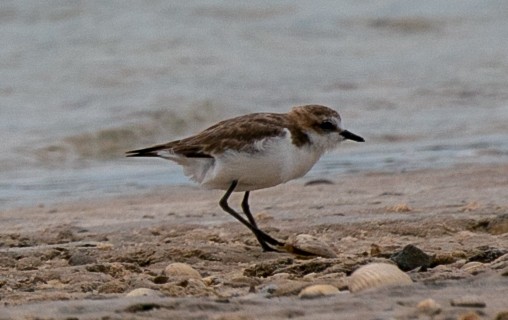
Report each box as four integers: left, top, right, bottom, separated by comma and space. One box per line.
126, 113, 294, 158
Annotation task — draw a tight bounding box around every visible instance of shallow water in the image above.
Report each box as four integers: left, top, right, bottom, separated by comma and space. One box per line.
1, 0, 508, 208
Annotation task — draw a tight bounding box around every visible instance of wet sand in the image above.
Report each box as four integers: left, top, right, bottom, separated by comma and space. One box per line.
1, 163, 508, 319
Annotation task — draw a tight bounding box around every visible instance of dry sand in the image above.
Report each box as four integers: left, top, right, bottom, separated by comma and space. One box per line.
1, 164, 508, 319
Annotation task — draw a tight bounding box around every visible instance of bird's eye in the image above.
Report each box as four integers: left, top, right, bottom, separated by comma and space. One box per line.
319, 121, 336, 131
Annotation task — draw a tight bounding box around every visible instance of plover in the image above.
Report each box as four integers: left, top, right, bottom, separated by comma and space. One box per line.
127, 105, 364, 252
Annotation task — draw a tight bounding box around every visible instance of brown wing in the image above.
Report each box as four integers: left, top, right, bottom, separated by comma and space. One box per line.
126, 113, 293, 158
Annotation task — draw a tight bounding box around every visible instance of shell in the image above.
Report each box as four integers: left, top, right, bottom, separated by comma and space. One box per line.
126, 288, 160, 297
164, 262, 201, 280
461, 261, 487, 274
160, 278, 211, 297
457, 311, 482, 320
202, 275, 219, 286
450, 295, 486, 308
298, 284, 340, 299
417, 298, 442, 315
269, 280, 309, 297
490, 253, 508, 269
284, 234, 337, 258
348, 263, 412, 293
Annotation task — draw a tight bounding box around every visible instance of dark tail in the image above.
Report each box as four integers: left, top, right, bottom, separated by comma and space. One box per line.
126, 145, 166, 157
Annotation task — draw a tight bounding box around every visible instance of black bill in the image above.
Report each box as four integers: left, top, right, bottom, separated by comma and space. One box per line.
340, 130, 365, 142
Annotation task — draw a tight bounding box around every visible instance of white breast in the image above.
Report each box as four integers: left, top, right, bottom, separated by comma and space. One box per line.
197, 129, 325, 192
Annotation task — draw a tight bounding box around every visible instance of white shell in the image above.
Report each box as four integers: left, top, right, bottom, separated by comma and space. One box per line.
461, 261, 487, 274
298, 284, 340, 299
348, 263, 412, 293
164, 262, 201, 279
126, 288, 160, 297
450, 295, 486, 308
417, 298, 442, 315
284, 234, 337, 258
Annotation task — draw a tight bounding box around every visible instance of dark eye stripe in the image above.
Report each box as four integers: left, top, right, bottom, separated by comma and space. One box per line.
318, 121, 336, 131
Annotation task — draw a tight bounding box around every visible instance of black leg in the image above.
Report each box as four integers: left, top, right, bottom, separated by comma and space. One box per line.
219, 181, 284, 249
241, 191, 278, 251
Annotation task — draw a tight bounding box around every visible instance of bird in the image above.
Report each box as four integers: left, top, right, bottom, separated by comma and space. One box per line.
126, 105, 364, 252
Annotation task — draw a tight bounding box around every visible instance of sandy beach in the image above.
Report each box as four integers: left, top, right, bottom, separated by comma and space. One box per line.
1, 163, 507, 319
2, 1, 508, 319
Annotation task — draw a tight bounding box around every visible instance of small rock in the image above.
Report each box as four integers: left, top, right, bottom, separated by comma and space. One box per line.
227, 275, 262, 288
348, 263, 412, 293
86, 262, 129, 278
451, 259, 468, 269
284, 234, 337, 258
490, 253, 508, 269
386, 203, 412, 213
457, 311, 481, 320
486, 213, 508, 235
258, 284, 278, 297
468, 247, 507, 263
0, 256, 16, 268
164, 262, 201, 280
243, 258, 293, 278
390, 244, 432, 271
160, 278, 210, 297
254, 211, 274, 222
268, 272, 291, 281
152, 275, 168, 284
460, 261, 488, 275
39, 279, 65, 290
495, 311, 508, 320
298, 284, 339, 299
202, 275, 219, 286
416, 298, 441, 315
432, 251, 466, 267
126, 288, 160, 297
460, 201, 481, 212
304, 179, 334, 186
270, 280, 309, 297
98, 280, 127, 294
16, 257, 42, 271
68, 253, 97, 266
96, 242, 114, 250
450, 295, 486, 308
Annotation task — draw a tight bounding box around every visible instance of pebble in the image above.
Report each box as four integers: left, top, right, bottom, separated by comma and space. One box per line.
495, 311, 508, 320
16, 257, 42, 271
468, 247, 507, 263
202, 275, 219, 286
96, 242, 114, 250
304, 179, 334, 186
486, 213, 508, 235
386, 203, 412, 213
164, 262, 201, 280
258, 284, 278, 297
126, 288, 160, 297
269, 280, 309, 297
98, 280, 126, 294
348, 263, 412, 293
490, 253, 508, 270
283, 234, 337, 258
390, 244, 432, 271
160, 278, 210, 297
268, 272, 291, 281
416, 298, 441, 315
450, 295, 486, 308
460, 261, 487, 275
68, 253, 97, 266
457, 311, 481, 320
298, 284, 340, 299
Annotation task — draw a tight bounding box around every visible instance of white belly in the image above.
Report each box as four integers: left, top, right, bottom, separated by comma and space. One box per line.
199, 135, 323, 191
